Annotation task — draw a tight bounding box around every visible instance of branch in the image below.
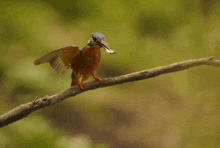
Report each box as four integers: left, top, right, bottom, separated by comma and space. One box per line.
1, 57, 220, 127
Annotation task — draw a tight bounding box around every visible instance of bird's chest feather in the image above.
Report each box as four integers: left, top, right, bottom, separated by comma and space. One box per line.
74, 47, 101, 71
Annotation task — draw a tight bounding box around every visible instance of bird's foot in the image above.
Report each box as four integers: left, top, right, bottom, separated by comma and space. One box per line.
93, 76, 101, 82
76, 80, 84, 89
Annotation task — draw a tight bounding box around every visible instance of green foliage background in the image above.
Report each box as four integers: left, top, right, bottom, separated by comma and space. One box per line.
1, 0, 220, 147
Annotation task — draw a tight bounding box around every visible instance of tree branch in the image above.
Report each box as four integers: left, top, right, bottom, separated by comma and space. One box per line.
1, 56, 220, 127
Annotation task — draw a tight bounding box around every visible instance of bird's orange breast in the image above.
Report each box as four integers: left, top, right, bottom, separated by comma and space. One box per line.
72, 46, 101, 76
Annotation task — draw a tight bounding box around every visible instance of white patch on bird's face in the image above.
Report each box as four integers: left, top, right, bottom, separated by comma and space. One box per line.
89, 37, 94, 42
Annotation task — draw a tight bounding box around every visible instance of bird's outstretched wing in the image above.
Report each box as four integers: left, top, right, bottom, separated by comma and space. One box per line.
34, 46, 80, 74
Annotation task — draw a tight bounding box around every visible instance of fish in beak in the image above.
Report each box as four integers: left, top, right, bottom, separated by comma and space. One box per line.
99, 40, 116, 54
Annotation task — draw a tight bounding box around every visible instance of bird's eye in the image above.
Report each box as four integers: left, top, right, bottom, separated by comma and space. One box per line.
93, 37, 97, 42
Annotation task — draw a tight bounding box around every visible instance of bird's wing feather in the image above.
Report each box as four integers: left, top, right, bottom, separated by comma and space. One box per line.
34, 46, 80, 74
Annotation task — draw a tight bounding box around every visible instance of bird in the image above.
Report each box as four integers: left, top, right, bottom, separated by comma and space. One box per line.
34, 32, 116, 89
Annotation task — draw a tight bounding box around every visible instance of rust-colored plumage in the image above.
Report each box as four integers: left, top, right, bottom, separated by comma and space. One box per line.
34, 32, 115, 89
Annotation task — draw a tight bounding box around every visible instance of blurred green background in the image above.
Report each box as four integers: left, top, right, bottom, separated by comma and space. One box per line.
1, 0, 220, 147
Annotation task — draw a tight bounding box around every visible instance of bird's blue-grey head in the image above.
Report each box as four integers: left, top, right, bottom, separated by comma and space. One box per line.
89, 32, 116, 54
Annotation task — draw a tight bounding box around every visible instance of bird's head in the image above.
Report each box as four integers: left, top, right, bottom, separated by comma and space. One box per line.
87, 32, 116, 54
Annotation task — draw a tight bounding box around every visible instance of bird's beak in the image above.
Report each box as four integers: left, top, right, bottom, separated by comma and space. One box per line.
100, 40, 116, 54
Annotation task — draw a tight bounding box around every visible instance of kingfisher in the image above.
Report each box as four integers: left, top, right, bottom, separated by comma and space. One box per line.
34, 32, 116, 89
